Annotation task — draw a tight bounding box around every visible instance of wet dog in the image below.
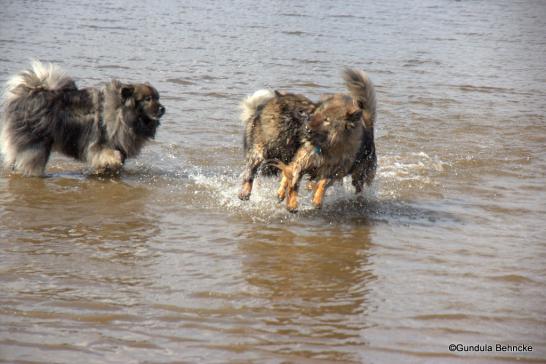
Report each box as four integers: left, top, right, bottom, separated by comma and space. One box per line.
1, 61, 165, 176
238, 89, 317, 200
275, 69, 377, 212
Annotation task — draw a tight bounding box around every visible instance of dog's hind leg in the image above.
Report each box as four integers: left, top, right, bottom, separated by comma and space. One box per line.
0, 130, 17, 171
239, 149, 264, 200
352, 153, 376, 194
14, 143, 52, 176
351, 169, 365, 194
364, 164, 376, 187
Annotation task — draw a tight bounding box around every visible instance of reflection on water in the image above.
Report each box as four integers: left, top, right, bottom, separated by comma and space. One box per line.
2, 174, 158, 246
234, 225, 374, 361
1, 0, 546, 363
1, 175, 158, 308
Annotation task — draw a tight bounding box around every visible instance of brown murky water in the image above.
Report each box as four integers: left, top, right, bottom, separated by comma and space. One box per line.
1, 1, 545, 363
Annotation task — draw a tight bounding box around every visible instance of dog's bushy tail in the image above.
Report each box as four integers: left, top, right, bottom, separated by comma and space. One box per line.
343, 68, 376, 128
3, 60, 75, 103
239, 89, 274, 124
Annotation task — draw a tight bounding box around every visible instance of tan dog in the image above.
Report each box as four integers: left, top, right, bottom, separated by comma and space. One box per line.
238, 90, 317, 200
275, 69, 377, 212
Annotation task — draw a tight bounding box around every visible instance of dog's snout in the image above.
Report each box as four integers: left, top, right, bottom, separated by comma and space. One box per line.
158, 105, 166, 117
307, 115, 321, 129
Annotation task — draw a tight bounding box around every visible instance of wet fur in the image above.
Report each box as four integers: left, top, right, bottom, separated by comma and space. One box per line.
239, 90, 317, 200
343, 68, 377, 193
276, 68, 377, 212
1, 61, 165, 176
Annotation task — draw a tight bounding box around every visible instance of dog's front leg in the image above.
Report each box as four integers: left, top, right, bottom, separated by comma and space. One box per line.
312, 178, 329, 209
276, 163, 294, 202
277, 173, 289, 202
90, 147, 124, 174
286, 186, 299, 213
306, 180, 318, 192
286, 165, 303, 213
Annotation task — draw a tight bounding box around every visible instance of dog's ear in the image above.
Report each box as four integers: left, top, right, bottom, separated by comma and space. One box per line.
121, 85, 134, 101
274, 90, 284, 97
346, 109, 363, 128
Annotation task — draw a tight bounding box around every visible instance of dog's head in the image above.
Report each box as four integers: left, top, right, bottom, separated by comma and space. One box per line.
118, 83, 165, 138
306, 94, 362, 146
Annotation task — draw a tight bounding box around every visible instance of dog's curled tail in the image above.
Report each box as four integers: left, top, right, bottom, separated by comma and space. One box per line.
343, 68, 376, 128
239, 89, 274, 124
3, 60, 75, 103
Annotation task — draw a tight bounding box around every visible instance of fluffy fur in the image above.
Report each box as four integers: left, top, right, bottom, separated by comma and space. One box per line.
342, 68, 377, 193
1, 61, 165, 176
239, 89, 274, 124
275, 68, 377, 212
238, 89, 317, 200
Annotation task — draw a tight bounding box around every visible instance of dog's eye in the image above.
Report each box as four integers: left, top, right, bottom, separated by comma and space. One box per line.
144, 96, 152, 102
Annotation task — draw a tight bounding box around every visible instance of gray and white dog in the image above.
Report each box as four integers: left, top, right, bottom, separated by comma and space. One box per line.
1, 61, 165, 176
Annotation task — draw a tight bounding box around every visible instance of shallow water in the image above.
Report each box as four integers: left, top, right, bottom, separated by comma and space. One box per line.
1, 0, 545, 363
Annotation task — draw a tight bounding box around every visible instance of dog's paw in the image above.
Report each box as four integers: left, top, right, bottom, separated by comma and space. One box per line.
312, 193, 324, 209
239, 181, 252, 201
104, 150, 123, 170
94, 149, 123, 174
287, 206, 298, 213
238, 191, 250, 201
286, 190, 299, 213
277, 187, 286, 202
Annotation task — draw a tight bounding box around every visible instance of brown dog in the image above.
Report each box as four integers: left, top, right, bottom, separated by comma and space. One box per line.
238, 89, 317, 200
275, 69, 377, 212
